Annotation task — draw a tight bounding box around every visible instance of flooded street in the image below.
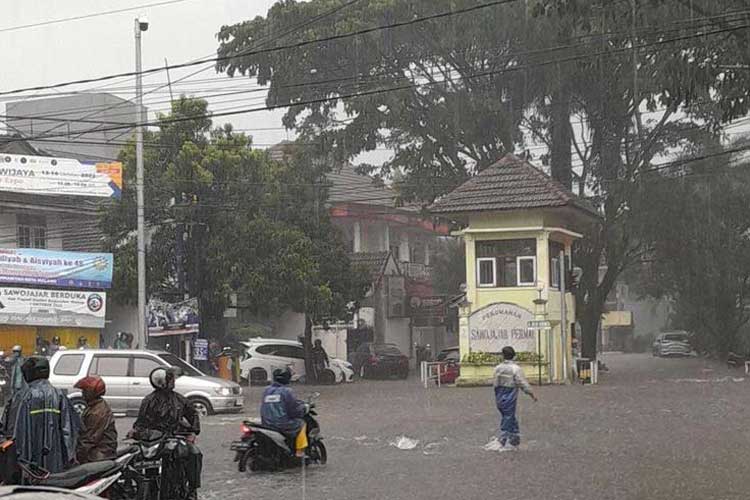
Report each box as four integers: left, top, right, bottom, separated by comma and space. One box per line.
114, 354, 749, 500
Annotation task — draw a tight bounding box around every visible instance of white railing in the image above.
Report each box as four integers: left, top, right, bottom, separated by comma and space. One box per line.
420, 361, 449, 388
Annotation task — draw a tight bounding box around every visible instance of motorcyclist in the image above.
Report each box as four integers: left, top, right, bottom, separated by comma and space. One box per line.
261, 368, 308, 457
8, 346, 25, 397
113, 332, 129, 350
48, 337, 62, 357
130, 367, 201, 498
74, 375, 117, 463
0, 356, 79, 476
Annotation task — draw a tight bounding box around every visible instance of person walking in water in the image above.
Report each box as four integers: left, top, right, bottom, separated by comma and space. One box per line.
493, 346, 537, 450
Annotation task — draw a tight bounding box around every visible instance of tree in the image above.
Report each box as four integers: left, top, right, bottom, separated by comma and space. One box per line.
216, 0, 750, 359
631, 141, 750, 356
102, 97, 368, 349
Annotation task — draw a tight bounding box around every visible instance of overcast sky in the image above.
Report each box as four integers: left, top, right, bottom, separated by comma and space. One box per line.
0, 0, 320, 150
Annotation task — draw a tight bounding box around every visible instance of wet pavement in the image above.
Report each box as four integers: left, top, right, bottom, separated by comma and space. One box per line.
115, 353, 750, 500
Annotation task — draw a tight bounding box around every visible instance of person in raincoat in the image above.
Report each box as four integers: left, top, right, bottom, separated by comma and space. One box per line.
492, 346, 537, 450
310, 339, 330, 382
8, 346, 25, 397
130, 367, 202, 497
260, 367, 308, 456
74, 375, 117, 464
1, 356, 79, 474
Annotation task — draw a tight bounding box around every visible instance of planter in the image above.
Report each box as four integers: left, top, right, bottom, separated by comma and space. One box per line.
456, 362, 550, 387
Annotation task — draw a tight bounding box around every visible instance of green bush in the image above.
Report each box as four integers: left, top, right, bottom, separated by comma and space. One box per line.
461, 351, 543, 365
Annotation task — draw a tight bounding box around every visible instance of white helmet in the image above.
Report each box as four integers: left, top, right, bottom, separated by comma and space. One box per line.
11, 345, 22, 353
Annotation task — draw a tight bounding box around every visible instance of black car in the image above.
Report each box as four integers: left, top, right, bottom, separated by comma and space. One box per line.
351, 343, 409, 379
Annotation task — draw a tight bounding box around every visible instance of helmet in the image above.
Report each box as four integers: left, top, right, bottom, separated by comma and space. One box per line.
149, 366, 180, 390
52, 336, 60, 343
272, 367, 292, 385
21, 356, 49, 383
11, 345, 21, 354
74, 375, 106, 401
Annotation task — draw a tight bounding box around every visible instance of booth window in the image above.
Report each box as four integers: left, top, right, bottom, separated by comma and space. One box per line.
476, 239, 537, 287
17, 215, 47, 249
550, 241, 565, 288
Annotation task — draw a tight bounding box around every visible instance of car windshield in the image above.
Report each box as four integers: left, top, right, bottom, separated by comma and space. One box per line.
158, 353, 203, 377
374, 344, 402, 355
664, 334, 688, 342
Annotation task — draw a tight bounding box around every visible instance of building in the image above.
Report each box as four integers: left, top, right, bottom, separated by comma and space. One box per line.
0, 136, 117, 352
430, 154, 599, 384
5, 93, 145, 162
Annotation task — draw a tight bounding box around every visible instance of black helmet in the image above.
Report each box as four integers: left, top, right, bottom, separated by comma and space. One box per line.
22, 356, 50, 383
272, 367, 292, 385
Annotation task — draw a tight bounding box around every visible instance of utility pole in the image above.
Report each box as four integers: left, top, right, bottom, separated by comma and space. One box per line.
559, 250, 569, 383
135, 17, 149, 350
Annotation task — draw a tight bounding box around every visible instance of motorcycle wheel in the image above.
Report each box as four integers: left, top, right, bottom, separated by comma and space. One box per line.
238, 447, 257, 473
308, 441, 327, 465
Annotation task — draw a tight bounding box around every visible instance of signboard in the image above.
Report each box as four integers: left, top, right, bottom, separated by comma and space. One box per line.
148, 297, 200, 336
409, 295, 447, 327
527, 320, 552, 330
0, 153, 122, 198
469, 302, 535, 353
387, 276, 406, 318
0, 248, 113, 288
193, 338, 209, 361
0, 287, 105, 328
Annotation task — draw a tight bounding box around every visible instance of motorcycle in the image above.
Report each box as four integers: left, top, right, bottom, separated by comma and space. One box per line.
123, 428, 201, 500
231, 393, 327, 472
10, 444, 138, 497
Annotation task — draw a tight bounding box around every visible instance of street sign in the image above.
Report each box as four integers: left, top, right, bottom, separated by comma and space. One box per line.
193, 338, 209, 361
527, 320, 552, 330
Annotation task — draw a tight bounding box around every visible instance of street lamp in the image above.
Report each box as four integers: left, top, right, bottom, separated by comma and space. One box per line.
135, 16, 148, 349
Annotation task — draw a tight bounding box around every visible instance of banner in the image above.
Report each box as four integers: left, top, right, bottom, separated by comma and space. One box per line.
0, 153, 122, 198
409, 295, 447, 327
0, 248, 113, 289
148, 297, 200, 336
469, 302, 535, 353
0, 287, 106, 328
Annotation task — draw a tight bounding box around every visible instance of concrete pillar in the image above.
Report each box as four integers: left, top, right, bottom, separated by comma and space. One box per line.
384, 224, 390, 252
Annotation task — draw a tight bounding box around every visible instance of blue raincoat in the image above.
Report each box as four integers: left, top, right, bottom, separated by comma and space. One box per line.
260, 383, 306, 434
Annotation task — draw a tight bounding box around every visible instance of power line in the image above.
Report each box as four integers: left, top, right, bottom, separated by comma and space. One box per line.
0, 0, 195, 34
0, 0, 524, 97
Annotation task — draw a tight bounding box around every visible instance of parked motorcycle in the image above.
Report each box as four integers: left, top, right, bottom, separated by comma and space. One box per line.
124, 429, 201, 500
231, 393, 327, 472
12, 445, 138, 497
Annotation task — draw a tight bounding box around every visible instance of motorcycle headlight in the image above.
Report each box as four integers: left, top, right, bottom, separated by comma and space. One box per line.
142, 443, 161, 459
215, 387, 232, 396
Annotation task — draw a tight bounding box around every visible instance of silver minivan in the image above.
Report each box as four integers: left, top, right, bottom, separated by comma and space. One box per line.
48, 349, 243, 417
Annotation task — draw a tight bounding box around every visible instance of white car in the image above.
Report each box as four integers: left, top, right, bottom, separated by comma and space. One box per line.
239, 338, 354, 385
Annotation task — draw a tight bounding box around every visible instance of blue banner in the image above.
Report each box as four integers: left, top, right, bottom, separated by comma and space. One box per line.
0, 248, 113, 289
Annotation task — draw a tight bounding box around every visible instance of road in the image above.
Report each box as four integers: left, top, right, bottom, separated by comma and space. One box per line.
115, 353, 749, 500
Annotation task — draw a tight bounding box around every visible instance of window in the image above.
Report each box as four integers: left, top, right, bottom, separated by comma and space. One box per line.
53, 354, 84, 376
476, 239, 536, 287
477, 258, 496, 287
133, 356, 164, 377
17, 215, 47, 249
550, 241, 565, 288
157, 353, 203, 376
255, 344, 281, 356
517, 257, 536, 286
282, 346, 305, 359
89, 356, 129, 377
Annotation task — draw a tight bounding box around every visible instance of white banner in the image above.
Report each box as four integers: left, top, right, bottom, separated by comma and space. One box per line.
0, 153, 122, 198
469, 302, 536, 353
0, 287, 106, 328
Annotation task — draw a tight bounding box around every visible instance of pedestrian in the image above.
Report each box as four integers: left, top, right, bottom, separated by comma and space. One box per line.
493, 346, 537, 450
0, 356, 79, 474
74, 375, 117, 464
311, 339, 329, 382
77, 336, 89, 350
48, 336, 62, 357
8, 346, 26, 398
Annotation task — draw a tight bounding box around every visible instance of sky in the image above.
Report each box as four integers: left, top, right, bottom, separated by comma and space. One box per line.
0, 0, 325, 150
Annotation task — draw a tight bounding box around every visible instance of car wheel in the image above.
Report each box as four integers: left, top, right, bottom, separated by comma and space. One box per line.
189, 397, 212, 417
318, 369, 336, 385
71, 397, 87, 415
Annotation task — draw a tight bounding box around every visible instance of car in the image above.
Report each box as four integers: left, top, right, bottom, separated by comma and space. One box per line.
652, 331, 693, 357
48, 349, 243, 417
435, 346, 461, 384
350, 343, 410, 379
239, 338, 354, 385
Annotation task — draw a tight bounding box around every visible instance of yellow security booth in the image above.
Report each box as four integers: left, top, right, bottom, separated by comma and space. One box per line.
430, 155, 599, 385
